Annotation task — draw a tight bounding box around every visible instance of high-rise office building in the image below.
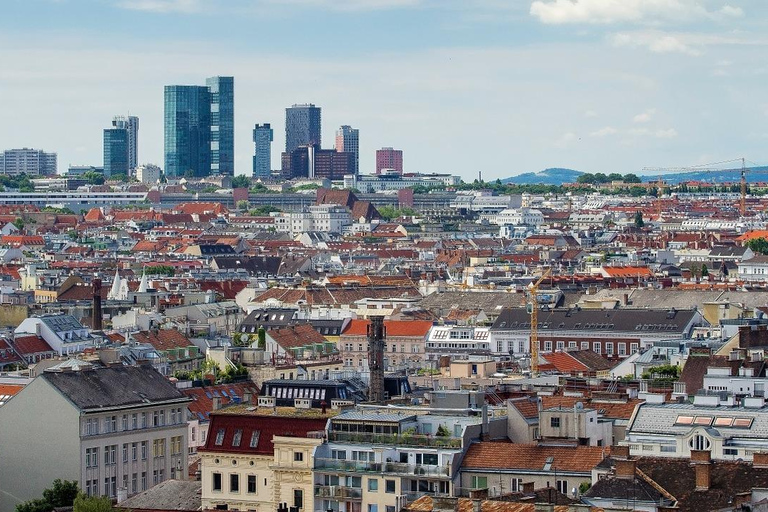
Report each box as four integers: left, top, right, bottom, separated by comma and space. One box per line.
103, 124, 129, 178
206, 76, 234, 176
0, 148, 57, 176
164, 85, 211, 178
376, 147, 403, 175
280, 145, 354, 180
164, 76, 234, 178
285, 104, 321, 153
335, 125, 359, 175
252, 124, 273, 178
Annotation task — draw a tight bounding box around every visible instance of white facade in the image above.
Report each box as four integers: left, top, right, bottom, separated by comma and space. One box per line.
15, 315, 96, 356
135, 164, 161, 184
344, 172, 461, 192
494, 208, 544, 227
0, 148, 57, 176
738, 256, 768, 282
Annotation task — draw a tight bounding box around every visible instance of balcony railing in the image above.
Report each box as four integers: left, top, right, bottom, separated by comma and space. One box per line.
315, 458, 450, 477
327, 431, 462, 449
314, 485, 363, 499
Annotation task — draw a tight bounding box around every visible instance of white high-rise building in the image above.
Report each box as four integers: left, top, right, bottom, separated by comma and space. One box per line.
0, 148, 57, 176
335, 125, 359, 174
113, 116, 139, 171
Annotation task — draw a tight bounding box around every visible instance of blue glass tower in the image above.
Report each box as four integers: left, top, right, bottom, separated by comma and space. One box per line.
164, 85, 211, 178
206, 76, 234, 176
103, 126, 129, 178
252, 124, 273, 178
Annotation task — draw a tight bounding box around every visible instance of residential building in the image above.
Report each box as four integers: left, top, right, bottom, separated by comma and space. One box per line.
285, 104, 321, 153
15, 314, 97, 356
103, 123, 129, 178
129, 329, 204, 376
339, 319, 432, 371
0, 365, 190, 511
376, 147, 403, 175
343, 173, 461, 193
253, 123, 273, 178
0, 148, 57, 176
164, 85, 211, 178
493, 208, 544, 227
199, 406, 330, 511
206, 76, 235, 176
335, 125, 359, 175
425, 326, 491, 364
135, 164, 162, 184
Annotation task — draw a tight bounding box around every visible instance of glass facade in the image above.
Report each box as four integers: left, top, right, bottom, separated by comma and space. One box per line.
164, 85, 211, 178
252, 123, 273, 178
206, 76, 234, 176
103, 127, 129, 178
285, 104, 321, 153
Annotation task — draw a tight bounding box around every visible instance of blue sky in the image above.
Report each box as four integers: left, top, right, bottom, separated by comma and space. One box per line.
0, 0, 766, 179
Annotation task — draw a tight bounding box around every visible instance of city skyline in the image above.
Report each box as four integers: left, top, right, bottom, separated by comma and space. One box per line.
1, 1, 767, 179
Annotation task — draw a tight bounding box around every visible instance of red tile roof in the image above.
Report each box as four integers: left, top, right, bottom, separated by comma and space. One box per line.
131, 329, 193, 352
182, 382, 260, 421
462, 442, 609, 473
269, 324, 328, 350
342, 319, 433, 337
12, 335, 54, 355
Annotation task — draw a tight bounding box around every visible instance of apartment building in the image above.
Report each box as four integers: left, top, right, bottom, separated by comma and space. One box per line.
339, 320, 432, 371
0, 364, 190, 511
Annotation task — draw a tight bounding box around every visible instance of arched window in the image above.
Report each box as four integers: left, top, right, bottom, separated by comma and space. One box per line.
689, 434, 710, 451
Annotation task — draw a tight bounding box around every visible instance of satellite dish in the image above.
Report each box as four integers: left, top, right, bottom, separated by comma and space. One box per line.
575, 402, 584, 410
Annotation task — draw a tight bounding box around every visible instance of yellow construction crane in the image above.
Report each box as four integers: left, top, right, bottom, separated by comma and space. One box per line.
642, 157, 750, 216
527, 267, 552, 377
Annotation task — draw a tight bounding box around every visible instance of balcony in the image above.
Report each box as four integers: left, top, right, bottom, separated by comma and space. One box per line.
327, 431, 462, 449
315, 458, 450, 478
314, 485, 363, 500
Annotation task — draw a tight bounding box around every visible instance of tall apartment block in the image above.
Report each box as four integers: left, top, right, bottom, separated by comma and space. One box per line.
285, 104, 321, 153
376, 147, 403, 175
164, 76, 234, 178
103, 124, 129, 178
206, 76, 234, 176
252, 123, 273, 178
335, 125, 359, 175
110, 116, 140, 171
0, 148, 57, 176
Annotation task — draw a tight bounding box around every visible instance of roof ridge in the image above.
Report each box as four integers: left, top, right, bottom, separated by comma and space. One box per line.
635, 466, 677, 505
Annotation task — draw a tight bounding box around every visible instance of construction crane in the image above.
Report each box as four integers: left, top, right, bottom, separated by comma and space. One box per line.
642, 158, 750, 216
526, 267, 552, 377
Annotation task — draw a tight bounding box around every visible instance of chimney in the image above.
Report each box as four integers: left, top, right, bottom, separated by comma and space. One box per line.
212, 396, 221, 410
367, 316, 386, 403
611, 445, 630, 459
481, 404, 489, 441
92, 278, 103, 331
615, 459, 636, 480
754, 452, 768, 468
242, 391, 252, 405
691, 450, 711, 491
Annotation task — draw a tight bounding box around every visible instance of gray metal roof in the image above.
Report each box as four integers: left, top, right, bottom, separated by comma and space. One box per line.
42, 365, 188, 411
629, 402, 768, 438
332, 410, 417, 423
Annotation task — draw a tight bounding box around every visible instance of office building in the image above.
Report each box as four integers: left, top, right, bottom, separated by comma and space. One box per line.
164, 76, 234, 178
103, 124, 129, 178
281, 146, 354, 181
252, 123, 273, 178
0, 365, 190, 510
285, 104, 321, 153
376, 147, 403, 175
206, 76, 234, 176
164, 85, 211, 178
0, 148, 57, 176
335, 125, 359, 175
111, 116, 139, 171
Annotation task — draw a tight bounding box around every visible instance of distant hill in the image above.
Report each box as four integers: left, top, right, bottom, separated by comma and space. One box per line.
641, 166, 768, 185
501, 168, 584, 185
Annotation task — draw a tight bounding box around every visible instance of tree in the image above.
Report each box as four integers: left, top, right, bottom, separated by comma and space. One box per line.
12, 217, 24, 230
701, 264, 709, 277
110, 173, 129, 183
16, 479, 79, 512
623, 173, 641, 183
629, 186, 645, 197
607, 173, 623, 182
747, 237, 768, 255
82, 171, 105, 185
73, 494, 111, 512
249, 205, 281, 216
236, 200, 250, 211
232, 175, 251, 189
436, 424, 451, 437
576, 173, 596, 184
634, 211, 644, 228
377, 205, 399, 221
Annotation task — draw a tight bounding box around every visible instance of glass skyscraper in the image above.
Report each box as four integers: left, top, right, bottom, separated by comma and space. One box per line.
252, 123, 273, 178
285, 104, 321, 153
335, 125, 359, 175
164, 85, 211, 178
103, 126, 129, 178
206, 76, 234, 176
164, 76, 234, 178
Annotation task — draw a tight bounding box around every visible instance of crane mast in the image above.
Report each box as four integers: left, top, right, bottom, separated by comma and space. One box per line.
527, 267, 552, 377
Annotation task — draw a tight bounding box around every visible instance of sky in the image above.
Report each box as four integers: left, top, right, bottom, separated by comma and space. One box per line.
0, 0, 766, 180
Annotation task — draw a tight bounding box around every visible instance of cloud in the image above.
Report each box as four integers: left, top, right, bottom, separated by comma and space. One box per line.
590, 126, 617, 137
584, 110, 598, 118
610, 31, 701, 55
529, 0, 711, 25
629, 127, 678, 138
117, 0, 203, 13
633, 108, 656, 123
554, 132, 578, 148
262, 0, 422, 10
719, 4, 744, 17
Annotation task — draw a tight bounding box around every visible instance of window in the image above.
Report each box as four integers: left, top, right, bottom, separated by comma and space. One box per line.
250, 430, 260, 448
580, 342, 589, 350
230, 473, 240, 493
171, 436, 183, 455
471, 476, 488, 489
232, 429, 242, 447
132, 443, 138, 461
511, 478, 523, 492
294, 451, 303, 462
141, 472, 147, 491
107, 415, 117, 433
416, 453, 438, 465
385, 480, 396, 494
368, 506, 378, 512
122, 444, 128, 463
212, 472, 222, 492
141, 441, 148, 460
550, 417, 561, 428
631, 343, 639, 353
544, 341, 552, 351
153, 439, 166, 458
724, 448, 738, 456
86, 447, 99, 468
104, 445, 116, 465
618, 343, 626, 356
247, 475, 257, 493
368, 478, 378, 491
131, 473, 137, 494
132, 413, 138, 430
689, 434, 711, 451
294, 489, 303, 509
122, 415, 128, 431
215, 429, 226, 446
605, 342, 613, 356
556, 480, 568, 494
593, 342, 601, 354
141, 412, 147, 428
